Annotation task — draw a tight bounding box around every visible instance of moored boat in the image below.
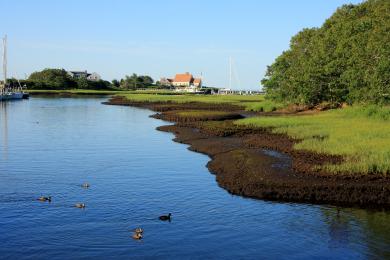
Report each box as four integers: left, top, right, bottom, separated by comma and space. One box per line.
0, 35, 28, 101
0, 91, 24, 101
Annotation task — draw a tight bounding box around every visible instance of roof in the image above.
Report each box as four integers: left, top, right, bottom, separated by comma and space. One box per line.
173, 72, 193, 83
69, 71, 89, 74
193, 78, 201, 84
160, 77, 173, 82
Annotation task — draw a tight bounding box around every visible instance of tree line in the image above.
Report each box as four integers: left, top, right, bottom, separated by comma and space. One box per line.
17, 68, 160, 90
262, 0, 390, 106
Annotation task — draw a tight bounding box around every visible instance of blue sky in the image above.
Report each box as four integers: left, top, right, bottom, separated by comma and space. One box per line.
2, 0, 363, 89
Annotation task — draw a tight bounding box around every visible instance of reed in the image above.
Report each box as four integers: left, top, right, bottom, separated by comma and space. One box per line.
236, 106, 390, 175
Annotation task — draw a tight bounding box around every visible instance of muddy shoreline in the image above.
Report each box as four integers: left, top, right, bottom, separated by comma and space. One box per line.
105, 96, 390, 209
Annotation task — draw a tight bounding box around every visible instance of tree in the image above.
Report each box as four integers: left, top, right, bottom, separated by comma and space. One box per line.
119, 73, 154, 89
262, 0, 390, 105
76, 77, 89, 89
28, 68, 76, 89
138, 75, 154, 86
111, 79, 120, 88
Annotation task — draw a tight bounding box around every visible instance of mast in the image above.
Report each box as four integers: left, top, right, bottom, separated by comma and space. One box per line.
229, 56, 232, 89
2, 35, 7, 91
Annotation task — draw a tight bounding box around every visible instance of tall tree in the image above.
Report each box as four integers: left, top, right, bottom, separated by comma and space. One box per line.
28, 68, 76, 89
262, 0, 390, 105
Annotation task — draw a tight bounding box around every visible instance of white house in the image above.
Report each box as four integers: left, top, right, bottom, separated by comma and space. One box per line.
87, 72, 101, 81
160, 72, 202, 92
67, 70, 101, 81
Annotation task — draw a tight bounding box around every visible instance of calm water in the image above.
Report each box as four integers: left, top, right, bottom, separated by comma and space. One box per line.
0, 97, 389, 259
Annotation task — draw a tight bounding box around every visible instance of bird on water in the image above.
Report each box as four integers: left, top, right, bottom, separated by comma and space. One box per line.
132, 227, 143, 240
75, 203, 86, 208
159, 213, 171, 221
37, 196, 51, 202
134, 227, 143, 234
132, 232, 143, 240
81, 183, 90, 188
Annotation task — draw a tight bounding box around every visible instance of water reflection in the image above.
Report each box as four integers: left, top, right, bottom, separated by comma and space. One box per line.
323, 208, 350, 248
352, 209, 390, 259
322, 207, 390, 258
0, 101, 8, 160
0, 97, 389, 259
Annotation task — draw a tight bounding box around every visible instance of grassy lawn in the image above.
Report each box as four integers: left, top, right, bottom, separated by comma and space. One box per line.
120, 93, 282, 112
236, 106, 390, 175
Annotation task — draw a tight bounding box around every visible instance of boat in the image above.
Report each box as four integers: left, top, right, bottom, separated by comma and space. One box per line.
0, 35, 29, 101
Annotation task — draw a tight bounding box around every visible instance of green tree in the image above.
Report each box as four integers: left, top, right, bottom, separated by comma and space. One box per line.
76, 77, 89, 89
28, 68, 76, 89
262, 0, 390, 105
111, 79, 120, 88
138, 75, 154, 86
119, 74, 154, 89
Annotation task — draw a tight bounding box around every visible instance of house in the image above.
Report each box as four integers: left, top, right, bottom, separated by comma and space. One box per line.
160, 72, 202, 92
159, 77, 173, 87
193, 78, 202, 88
67, 70, 101, 81
87, 72, 101, 81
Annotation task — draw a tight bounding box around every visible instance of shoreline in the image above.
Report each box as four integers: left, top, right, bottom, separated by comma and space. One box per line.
105, 96, 390, 209
27, 89, 122, 97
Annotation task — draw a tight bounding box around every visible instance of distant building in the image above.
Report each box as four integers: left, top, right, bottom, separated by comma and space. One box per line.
67, 70, 101, 81
160, 72, 202, 92
159, 77, 173, 87
193, 78, 202, 88
87, 72, 101, 81
216, 88, 263, 95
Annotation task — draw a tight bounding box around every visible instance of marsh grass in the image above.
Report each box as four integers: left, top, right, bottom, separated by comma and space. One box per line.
120, 93, 282, 112
242, 100, 285, 112
236, 105, 390, 175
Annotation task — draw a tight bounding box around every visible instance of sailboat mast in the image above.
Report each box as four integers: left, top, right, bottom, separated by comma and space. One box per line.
2, 35, 7, 89
229, 56, 232, 89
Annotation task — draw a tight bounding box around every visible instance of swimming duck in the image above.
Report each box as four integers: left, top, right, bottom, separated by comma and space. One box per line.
132, 232, 143, 240
134, 227, 143, 234
75, 203, 86, 208
159, 213, 171, 221
37, 196, 51, 202
81, 183, 90, 188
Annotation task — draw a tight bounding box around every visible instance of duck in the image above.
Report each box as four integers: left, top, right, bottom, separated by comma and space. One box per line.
81, 183, 90, 188
134, 227, 143, 234
75, 203, 86, 208
159, 213, 171, 221
132, 232, 143, 240
37, 196, 51, 202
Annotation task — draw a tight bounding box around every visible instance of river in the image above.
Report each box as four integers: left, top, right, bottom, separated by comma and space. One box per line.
0, 97, 389, 259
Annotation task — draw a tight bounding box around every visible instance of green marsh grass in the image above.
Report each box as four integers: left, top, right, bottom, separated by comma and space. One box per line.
120, 93, 282, 112
236, 105, 390, 175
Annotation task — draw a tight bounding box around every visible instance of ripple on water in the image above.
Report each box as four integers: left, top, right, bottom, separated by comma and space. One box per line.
0, 97, 389, 259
